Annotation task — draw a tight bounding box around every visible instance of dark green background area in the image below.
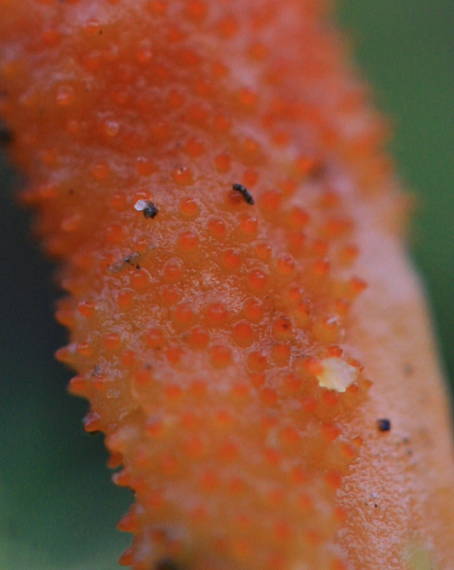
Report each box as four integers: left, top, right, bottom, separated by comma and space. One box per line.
0, 2, 452, 569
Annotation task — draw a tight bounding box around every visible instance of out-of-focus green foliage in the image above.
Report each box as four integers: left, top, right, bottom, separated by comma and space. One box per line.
0, 161, 131, 569
0, 1, 452, 568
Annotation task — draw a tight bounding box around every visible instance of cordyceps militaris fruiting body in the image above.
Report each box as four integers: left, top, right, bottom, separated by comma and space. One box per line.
1, 1, 454, 569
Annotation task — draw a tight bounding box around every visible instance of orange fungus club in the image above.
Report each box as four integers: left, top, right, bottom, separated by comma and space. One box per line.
2, 1, 454, 570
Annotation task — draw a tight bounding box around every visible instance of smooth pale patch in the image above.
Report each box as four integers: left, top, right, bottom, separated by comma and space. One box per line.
316, 357, 358, 392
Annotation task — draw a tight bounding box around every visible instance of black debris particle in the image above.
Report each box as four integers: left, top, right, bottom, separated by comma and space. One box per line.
124, 254, 141, 270
377, 418, 392, 432
0, 123, 13, 146
155, 559, 181, 570
232, 183, 255, 205
142, 201, 159, 218
124, 254, 138, 264
110, 252, 142, 273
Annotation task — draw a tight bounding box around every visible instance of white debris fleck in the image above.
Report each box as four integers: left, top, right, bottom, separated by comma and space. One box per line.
316, 357, 358, 392
134, 199, 149, 212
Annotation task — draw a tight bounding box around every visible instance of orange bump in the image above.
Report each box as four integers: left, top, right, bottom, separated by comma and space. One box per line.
186, 327, 209, 349
210, 345, 232, 368
232, 321, 255, 347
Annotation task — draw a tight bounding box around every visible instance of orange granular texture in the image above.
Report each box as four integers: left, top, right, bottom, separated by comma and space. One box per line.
0, 1, 398, 569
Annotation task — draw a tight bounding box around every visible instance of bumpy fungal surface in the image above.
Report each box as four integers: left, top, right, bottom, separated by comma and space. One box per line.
1, 1, 454, 569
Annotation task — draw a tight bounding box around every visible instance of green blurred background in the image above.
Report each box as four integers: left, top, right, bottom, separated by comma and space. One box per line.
0, 1, 452, 568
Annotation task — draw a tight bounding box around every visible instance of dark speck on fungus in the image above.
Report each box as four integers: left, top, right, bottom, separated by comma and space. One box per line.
232, 183, 255, 205
377, 418, 392, 432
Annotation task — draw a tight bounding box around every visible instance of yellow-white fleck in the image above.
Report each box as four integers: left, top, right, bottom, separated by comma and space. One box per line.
316, 357, 358, 392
